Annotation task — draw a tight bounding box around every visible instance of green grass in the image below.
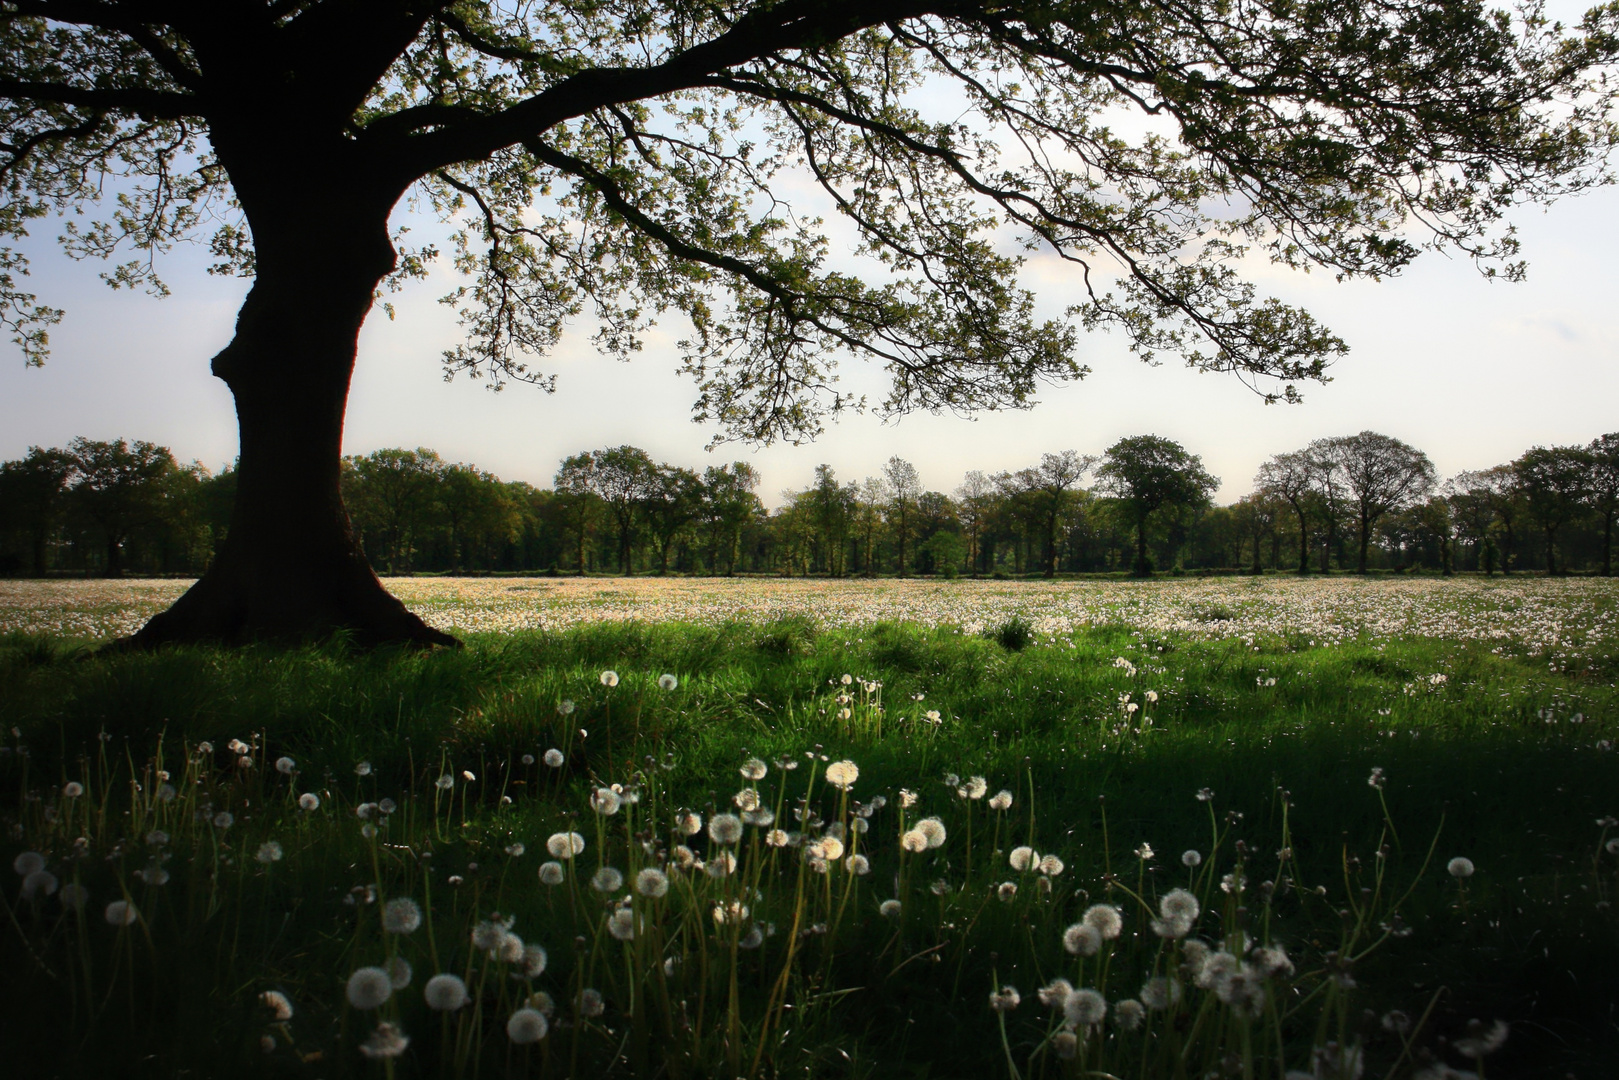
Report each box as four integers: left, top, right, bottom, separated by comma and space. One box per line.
1, 619, 1615, 1079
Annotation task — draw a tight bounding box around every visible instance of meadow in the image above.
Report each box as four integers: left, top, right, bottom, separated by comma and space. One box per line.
2, 576, 1617, 1079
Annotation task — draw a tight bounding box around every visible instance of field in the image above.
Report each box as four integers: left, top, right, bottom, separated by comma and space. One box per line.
2, 577, 1617, 1079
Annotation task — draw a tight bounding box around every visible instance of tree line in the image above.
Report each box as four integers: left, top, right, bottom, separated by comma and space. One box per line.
2, 431, 1616, 579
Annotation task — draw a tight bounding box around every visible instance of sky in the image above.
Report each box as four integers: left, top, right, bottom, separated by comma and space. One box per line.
4, 36, 1617, 507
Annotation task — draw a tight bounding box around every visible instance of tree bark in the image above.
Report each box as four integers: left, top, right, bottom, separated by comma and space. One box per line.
124, 190, 456, 649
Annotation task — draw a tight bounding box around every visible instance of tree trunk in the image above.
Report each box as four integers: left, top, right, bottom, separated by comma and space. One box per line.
1357, 515, 1370, 574
104, 531, 123, 577
1545, 525, 1558, 575
1133, 515, 1150, 576
125, 193, 456, 649
1603, 512, 1613, 577
1292, 502, 1309, 574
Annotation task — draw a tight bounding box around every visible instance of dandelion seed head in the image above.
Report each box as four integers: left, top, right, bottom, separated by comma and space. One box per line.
507, 1008, 550, 1044
1160, 888, 1200, 924
988, 986, 1021, 1012
591, 866, 624, 893
599, 670, 619, 688
1053, 1032, 1078, 1060
898, 788, 918, 809
359, 1022, 410, 1059
556, 699, 576, 716
1115, 999, 1146, 1031
635, 868, 669, 897
62, 781, 85, 798
59, 883, 88, 910
21, 869, 57, 900
1134, 842, 1154, 861
505, 843, 525, 857
435, 774, 454, 791
847, 854, 870, 875
546, 832, 585, 859
733, 787, 761, 812
543, 748, 565, 768
1063, 922, 1102, 956
1038, 978, 1073, 1008
818, 836, 846, 861
1448, 857, 1475, 879
1454, 1019, 1509, 1059
274, 756, 296, 775
765, 829, 789, 848
383, 897, 422, 934
1083, 903, 1124, 940
298, 793, 320, 811
706, 851, 737, 878
578, 988, 606, 1017
708, 813, 743, 845
1064, 988, 1107, 1027
355, 761, 372, 776
345, 966, 392, 1009
988, 790, 1013, 811
386, 956, 412, 989
1140, 976, 1179, 1010
901, 829, 927, 853
104, 899, 137, 926
591, 787, 622, 815
825, 760, 859, 790
260, 990, 293, 1021
1181, 849, 1202, 867
739, 757, 768, 781
606, 908, 636, 941
424, 973, 470, 1011
1008, 846, 1036, 872
256, 841, 284, 864
916, 817, 946, 849
13, 851, 45, 877
879, 899, 902, 917
1039, 854, 1065, 876
658, 673, 678, 691
538, 861, 565, 885
212, 812, 234, 829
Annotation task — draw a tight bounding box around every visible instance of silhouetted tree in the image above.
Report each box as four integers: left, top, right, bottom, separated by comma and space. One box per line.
66, 438, 177, 576
1515, 445, 1593, 575
1586, 433, 1619, 577
884, 457, 922, 577
0, 447, 76, 574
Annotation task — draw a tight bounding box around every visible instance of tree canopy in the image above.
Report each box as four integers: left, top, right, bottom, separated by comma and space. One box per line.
3, 0, 1616, 643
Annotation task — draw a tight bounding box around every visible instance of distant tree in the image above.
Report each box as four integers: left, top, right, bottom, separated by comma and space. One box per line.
1230, 493, 1278, 574
66, 438, 178, 576
700, 463, 762, 576
1309, 433, 1435, 573
644, 465, 703, 574
344, 448, 445, 574
1096, 436, 1218, 577
1514, 445, 1593, 574
1256, 451, 1317, 574
1014, 451, 1096, 578
553, 454, 603, 574
440, 465, 519, 570
1475, 464, 1527, 573
1586, 433, 1619, 577
1412, 496, 1457, 575
561, 447, 656, 573
806, 465, 857, 576
954, 471, 995, 576
1445, 471, 1502, 574
0, 447, 76, 574
883, 458, 923, 577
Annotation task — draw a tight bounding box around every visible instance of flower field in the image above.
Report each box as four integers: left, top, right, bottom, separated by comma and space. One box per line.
4, 575, 1618, 665
2, 579, 1617, 1078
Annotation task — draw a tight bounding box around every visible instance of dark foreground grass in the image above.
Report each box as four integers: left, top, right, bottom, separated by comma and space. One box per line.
1, 620, 1616, 1080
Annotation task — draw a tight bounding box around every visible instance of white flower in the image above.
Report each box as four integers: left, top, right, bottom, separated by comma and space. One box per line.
256, 841, 284, 864
825, 760, 859, 790
104, 899, 138, 926
543, 748, 565, 767
346, 966, 393, 1009
275, 756, 296, 775
1448, 857, 1475, 878
591, 788, 622, 815
708, 813, 743, 845
507, 1008, 550, 1044
636, 868, 669, 897
591, 867, 624, 893
658, 673, 678, 691
963, 776, 987, 800
1134, 843, 1154, 861
298, 793, 320, 811
359, 1022, 410, 1059
546, 832, 585, 859
260, 990, 294, 1021
898, 788, 918, 808
733, 787, 761, 812
538, 862, 565, 885
988, 790, 1013, 811
1145, 690, 1159, 703
424, 973, 469, 1011
1063, 923, 1102, 956
1008, 846, 1036, 872
600, 670, 619, 687
765, 829, 789, 847
1064, 988, 1107, 1027
383, 897, 422, 934
1083, 904, 1123, 940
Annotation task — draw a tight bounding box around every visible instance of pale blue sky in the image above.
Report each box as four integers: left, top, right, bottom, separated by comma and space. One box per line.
3, 27, 1616, 507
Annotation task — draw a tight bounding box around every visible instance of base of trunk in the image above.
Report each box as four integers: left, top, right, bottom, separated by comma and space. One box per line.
113, 548, 459, 651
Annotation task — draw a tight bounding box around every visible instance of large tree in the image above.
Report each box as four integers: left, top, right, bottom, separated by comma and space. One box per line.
1309, 431, 1437, 573
0, 446, 75, 574
1095, 434, 1218, 576
1255, 450, 1317, 574
1514, 444, 1593, 574
1586, 433, 1619, 576
4, 1, 1614, 644
66, 437, 178, 576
